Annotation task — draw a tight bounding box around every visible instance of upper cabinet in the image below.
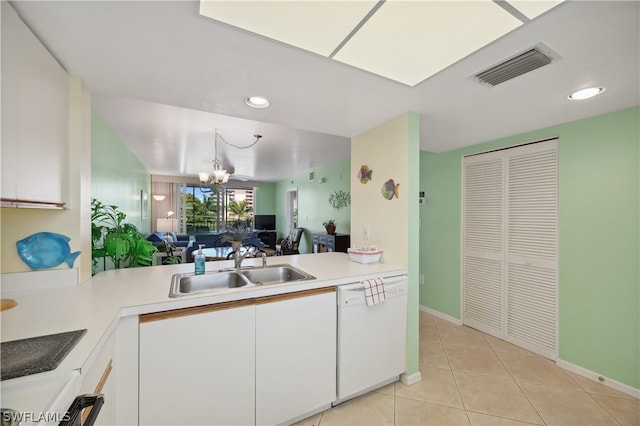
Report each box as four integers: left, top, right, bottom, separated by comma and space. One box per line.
1, 2, 69, 208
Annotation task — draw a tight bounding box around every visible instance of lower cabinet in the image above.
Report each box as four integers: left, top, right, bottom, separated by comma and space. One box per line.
256, 288, 337, 425
139, 299, 256, 425
138, 287, 336, 425
79, 330, 115, 426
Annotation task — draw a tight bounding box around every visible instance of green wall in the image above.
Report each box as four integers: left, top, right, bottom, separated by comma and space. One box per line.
254, 182, 276, 214
91, 110, 151, 233
406, 112, 421, 378
419, 149, 463, 318
419, 106, 639, 389
274, 158, 351, 253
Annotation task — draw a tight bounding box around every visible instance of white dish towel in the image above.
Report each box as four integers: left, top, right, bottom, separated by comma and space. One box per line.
363, 277, 386, 306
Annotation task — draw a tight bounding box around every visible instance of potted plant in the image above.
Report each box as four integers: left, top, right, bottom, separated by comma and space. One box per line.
222, 220, 252, 250
157, 239, 182, 265
91, 198, 157, 274
323, 219, 336, 235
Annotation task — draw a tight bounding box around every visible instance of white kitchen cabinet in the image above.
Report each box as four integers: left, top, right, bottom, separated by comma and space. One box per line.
79, 330, 115, 426
114, 315, 138, 425
255, 287, 337, 425
1, 2, 68, 207
139, 300, 256, 426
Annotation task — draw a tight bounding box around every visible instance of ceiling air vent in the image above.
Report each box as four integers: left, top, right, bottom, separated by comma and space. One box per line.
475, 47, 553, 87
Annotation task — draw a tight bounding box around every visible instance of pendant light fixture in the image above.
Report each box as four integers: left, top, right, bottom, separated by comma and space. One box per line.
199, 130, 230, 185
199, 131, 262, 185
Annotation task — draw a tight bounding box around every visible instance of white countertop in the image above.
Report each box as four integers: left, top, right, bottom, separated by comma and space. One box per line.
1, 253, 406, 378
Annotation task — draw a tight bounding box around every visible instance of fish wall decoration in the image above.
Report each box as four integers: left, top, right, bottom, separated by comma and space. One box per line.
381, 179, 400, 200
358, 165, 373, 184
16, 232, 80, 271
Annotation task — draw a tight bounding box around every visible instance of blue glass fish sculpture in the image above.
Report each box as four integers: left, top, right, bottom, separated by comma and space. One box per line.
16, 232, 80, 271
381, 179, 400, 200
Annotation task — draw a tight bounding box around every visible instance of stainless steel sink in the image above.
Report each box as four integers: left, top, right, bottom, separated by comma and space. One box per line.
241, 265, 313, 285
169, 264, 315, 297
170, 271, 251, 297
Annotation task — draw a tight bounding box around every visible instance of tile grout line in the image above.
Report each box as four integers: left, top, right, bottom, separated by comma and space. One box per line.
579, 387, 624, 425
393, 381, 397, 426
310, 312, 636, 426
562, 367, 625, 424
489, 338, 549, 425
432, 315, 473, 425
492, 343, 629, 425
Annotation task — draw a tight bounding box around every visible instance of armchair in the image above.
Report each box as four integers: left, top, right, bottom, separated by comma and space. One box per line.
277, 227, 303, 255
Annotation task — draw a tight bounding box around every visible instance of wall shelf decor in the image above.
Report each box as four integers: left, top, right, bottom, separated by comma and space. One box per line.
328, 190, 350, 209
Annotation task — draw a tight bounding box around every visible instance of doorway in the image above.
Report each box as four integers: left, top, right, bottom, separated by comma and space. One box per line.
284, 188, 297, 234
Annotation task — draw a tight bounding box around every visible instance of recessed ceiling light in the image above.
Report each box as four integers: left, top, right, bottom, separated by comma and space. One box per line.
568, 87, 605, 101
245, 96, 270, 108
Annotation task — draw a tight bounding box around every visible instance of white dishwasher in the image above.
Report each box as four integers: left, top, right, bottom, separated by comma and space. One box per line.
335, 275, 408, 404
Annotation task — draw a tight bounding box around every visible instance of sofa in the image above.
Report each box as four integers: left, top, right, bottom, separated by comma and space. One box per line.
184, 232, 268, 262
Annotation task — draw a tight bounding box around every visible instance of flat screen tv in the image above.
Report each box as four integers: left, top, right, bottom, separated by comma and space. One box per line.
254, 214, 276, 230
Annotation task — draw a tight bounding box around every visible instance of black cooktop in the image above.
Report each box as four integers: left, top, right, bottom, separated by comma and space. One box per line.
1, 329, 87, 381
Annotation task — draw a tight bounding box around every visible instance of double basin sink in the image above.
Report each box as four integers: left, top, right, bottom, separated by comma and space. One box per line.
169, 264, 315, 298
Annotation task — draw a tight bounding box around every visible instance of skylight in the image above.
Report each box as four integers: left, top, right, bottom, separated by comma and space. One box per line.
199, 0, 564, 87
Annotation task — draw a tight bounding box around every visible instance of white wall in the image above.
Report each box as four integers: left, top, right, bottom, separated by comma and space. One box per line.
351, 112, 421, 378
351, 114, 410, 266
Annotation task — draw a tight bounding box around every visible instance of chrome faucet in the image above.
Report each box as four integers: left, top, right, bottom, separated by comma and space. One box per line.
233, 248, 267, 269
233, 248, 250, 269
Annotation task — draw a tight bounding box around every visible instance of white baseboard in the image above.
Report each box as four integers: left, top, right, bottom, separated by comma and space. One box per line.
556, 359, 640, 399
419, 305, 462, 325
400, 371, 422, 386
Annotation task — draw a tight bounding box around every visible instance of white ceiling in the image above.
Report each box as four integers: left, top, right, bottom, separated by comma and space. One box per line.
9, 1, 639, 183
199, 0, 542, 86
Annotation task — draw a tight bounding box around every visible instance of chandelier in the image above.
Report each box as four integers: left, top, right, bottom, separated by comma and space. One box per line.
199, 131, 262, 185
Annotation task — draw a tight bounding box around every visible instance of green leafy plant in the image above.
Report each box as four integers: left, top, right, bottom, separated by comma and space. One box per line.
156, 240, 182, 265
91, 198, 157, 274
322, 219, 336, 228
228, 199, 253, 221
323, 219, 336, 235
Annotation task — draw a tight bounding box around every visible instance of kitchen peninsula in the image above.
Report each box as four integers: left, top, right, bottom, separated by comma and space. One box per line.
1, 252, 406, 425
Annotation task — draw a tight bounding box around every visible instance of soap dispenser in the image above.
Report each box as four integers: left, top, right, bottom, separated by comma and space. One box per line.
194, 244, 205, 275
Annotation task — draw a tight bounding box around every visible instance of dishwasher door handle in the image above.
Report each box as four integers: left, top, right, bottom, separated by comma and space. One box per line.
349, 275, 408, 289
59, 394, 104, 426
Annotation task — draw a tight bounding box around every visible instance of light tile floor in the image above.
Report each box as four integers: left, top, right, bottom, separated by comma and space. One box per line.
296, 311, 639, 425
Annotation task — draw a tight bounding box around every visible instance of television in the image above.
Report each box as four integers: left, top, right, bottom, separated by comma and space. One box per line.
254, 214, 276, 230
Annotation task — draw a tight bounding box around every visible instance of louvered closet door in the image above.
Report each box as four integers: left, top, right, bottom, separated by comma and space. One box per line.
462, 139, 558, 360
505, 140, 558, 359
462, 151, 504, 337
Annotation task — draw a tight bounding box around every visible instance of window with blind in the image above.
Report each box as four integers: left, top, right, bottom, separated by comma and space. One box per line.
462, 138, 558, 359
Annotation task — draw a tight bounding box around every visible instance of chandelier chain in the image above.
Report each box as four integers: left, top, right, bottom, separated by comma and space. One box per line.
217, 133, 262, 149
